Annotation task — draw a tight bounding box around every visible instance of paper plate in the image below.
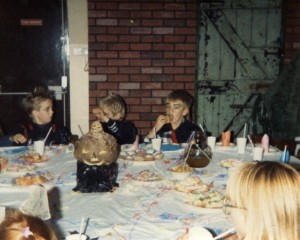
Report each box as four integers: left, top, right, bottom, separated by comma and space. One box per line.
216, 142, 235, 148
161, 144, 183, 152
132, 170, 163, 182
218, 159, 244, 168
0, 146, 28, 154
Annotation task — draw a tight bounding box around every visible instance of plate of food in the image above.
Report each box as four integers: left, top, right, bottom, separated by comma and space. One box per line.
19, 153, 50, 164
119, 148, 164, 162
184, 189, 224, 211
6, 159, 37, 173
14, 170, 54, 186
218, 159, 245, 168
132, 170, 163, 182
167, 164, 194, 180
175, 176, 210, 193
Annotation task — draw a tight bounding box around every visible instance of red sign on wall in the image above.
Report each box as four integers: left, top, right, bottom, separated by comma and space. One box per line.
20, 19, 43, 26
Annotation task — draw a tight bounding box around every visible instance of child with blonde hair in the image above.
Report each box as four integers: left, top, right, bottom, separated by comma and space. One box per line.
224, 161, 300, 240
93, 93, 137, 145
0, 209, 57, 240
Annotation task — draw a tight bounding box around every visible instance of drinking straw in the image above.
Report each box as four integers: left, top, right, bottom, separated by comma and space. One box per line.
243, 123, 247, 138
213, 227, 236, 240
154, 126, 157, 138
198, 123, 205, 132
187, 131, 196, 143
79, 217, 84, 240
44, 127, 52, 143
247, 134, 254, 149
183, 143, 193, 168
283, 145, 287, 162
78, 124, 84, 136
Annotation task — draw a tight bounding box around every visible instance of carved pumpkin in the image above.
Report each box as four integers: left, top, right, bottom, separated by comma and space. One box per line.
74, 121, 120, 165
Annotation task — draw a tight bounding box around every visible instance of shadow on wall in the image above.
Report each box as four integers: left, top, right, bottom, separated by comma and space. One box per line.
264, 50, 300, 139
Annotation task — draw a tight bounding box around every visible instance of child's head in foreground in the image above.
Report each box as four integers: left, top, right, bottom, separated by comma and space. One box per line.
225, 161, 300, 240
0, 209, 57, 240
165, 90, 193, 121
99, 93, 127, 121
22, 87, 54, 124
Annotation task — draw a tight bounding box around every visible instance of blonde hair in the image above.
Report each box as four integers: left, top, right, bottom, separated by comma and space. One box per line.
22, 87, 53, 119
226, 161, 300, 240
99, 93, 126, 119
0, 209, 57, 240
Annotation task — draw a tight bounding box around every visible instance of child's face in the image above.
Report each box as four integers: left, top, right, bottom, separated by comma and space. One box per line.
32, 99, 53, 124
102, 107, 122, 121
166, 100, 189, 125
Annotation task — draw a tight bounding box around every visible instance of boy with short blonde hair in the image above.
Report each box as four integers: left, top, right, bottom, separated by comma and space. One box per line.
93, 93, 137, 145
146, 90, 200, 143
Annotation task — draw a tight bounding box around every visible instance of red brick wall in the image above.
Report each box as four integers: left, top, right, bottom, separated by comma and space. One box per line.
87, 1, 300, 137
284, 0, 300, 65
88, 0, 198, 137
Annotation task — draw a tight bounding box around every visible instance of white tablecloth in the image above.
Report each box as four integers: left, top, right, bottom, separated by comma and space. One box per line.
0, 144, 299, 239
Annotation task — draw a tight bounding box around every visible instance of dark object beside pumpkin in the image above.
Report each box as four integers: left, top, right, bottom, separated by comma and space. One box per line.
73, 121, 120, 193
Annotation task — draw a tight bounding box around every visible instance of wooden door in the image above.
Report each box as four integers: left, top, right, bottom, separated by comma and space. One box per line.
0, 0, 69, 133
196, 0, 283, 140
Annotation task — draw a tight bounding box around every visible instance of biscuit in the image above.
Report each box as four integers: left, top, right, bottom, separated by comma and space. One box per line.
165, 115, 170, 123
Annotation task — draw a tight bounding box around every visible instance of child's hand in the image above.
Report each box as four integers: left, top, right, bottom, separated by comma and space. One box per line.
154, 115, 169, 130
147, 115, 170, 139
92, 107, 102, 118
10, 134, 27, 144
92, 108, 109, 122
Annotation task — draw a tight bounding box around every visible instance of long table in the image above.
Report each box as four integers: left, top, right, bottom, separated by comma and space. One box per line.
0, 143, 299, 239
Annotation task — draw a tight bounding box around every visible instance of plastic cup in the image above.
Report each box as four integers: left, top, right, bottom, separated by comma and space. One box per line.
0, 206, 5, 223
236, 137, 247, 154
253, 147, 263, 161
188, 226, 213, 240
151, 138, 162, 151
65, 234, 88, 240
34, 140, 45, 155
280, 150, 290, 163
221, 131, 231, 146
207, 136, 216, 151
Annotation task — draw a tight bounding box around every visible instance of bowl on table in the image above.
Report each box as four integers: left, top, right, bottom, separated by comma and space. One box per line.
167, 164, 194, 180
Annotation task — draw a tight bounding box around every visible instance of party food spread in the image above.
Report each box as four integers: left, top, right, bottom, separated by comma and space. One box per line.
184, 189, 224, 208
